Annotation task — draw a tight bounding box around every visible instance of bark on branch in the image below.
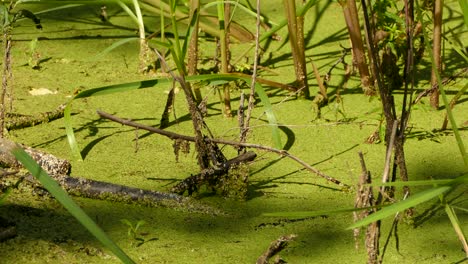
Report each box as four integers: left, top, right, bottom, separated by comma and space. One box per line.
0, 138, 220, 214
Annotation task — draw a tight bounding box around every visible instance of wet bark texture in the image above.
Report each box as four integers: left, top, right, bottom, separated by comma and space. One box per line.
0, 138, 220, 214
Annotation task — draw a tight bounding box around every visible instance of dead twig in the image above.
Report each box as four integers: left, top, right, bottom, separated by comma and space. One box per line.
97, 110, 350, 189
413, 67, 468, 105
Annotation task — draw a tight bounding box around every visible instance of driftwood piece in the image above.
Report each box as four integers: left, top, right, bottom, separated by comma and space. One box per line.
256, 234, 297, 264
171, 151, 257, 195
0, 138, 221, 214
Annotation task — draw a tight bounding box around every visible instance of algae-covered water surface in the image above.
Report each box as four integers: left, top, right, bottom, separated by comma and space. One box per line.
1, 1, 467, 263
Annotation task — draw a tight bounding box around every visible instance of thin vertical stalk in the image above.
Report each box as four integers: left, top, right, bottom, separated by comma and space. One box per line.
340, 0, 374, 95
217, 1, 232, 117
241, 0, 261, 148
133, 0, 154, 73
169, 0, 185, 74
283, 0, 309, 98
188, 0, 202, 102
1, 30, 11, 138
155, 50, 211, 170
416, 1, 467, 166
430, 0, 443, 108
361, 0, 410, 197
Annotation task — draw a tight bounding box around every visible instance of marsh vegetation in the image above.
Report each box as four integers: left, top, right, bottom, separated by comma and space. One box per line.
0, 0, 467, 263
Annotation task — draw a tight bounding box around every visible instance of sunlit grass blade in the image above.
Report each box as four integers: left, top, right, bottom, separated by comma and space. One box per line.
444, 204, 468, 256
254, 81, 282, 148
2, 139, 135, 264
458, 0, 468, 28
347, 185, 452, 230
367, 173, 468, 187
64, 103, 83, 160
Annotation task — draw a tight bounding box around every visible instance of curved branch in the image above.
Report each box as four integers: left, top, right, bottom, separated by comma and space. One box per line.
97, 110, 350, 189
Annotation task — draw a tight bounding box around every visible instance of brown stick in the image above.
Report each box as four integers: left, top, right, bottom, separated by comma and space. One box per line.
240, 0, 262, 149
97, 110, 350, 188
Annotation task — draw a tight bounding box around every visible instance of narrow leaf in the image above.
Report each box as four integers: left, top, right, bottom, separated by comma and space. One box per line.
347, 185, 452, 230
3, 140, 135, 264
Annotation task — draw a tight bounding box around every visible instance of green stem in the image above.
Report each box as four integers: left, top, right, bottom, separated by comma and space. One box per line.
169, 0, 185, 74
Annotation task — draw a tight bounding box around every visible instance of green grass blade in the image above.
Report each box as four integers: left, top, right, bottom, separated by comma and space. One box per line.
181, 4, 198, 63
202, 1, 278, 25
458, 0, 468, 28
444, 204, 468, 254
347, 185, 452, 230
367, 173, 468, 187
3, 140, 135, 264
64, 103, 83, 161
253, 82, 282, 148
116, 1, 139, 25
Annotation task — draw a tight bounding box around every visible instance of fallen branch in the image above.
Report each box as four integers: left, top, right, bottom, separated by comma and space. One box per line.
0, 138, 221, 214
256, 234, 297, 264
22, 173, 220, 214
97, 110, 350, 189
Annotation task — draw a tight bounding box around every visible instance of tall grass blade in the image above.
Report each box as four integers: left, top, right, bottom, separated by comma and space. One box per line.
347, 185, 452, 229
3, 140, 135, 264
458, 0, 468, 28
444, 204, 468, 256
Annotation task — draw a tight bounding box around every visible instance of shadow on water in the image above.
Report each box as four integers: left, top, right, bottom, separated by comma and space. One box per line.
248, 143, 359, 198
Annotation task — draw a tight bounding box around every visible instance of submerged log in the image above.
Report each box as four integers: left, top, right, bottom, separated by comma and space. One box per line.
0, 138, 221, 214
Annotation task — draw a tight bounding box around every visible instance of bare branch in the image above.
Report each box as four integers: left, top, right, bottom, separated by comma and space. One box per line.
97, 110, 349, 188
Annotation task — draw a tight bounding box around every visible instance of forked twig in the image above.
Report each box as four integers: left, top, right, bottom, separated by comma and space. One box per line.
97, 110, 349, 189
